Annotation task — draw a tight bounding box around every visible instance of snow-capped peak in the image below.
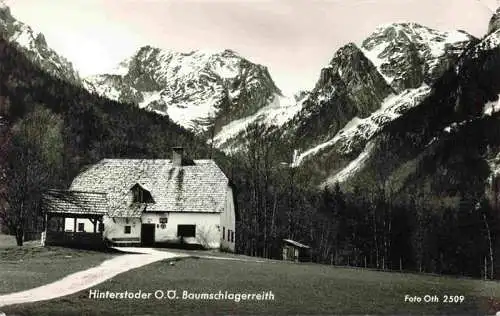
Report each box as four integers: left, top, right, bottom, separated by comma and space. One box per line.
111, 46, 250, 84
84, 45, 281, 134
360, 22, 473, 92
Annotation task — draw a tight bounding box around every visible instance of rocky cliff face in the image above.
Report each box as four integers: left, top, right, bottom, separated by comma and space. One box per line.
212, 23, 476, 165
306, 13, 500, 194
276, 24, 474, 164
84, 47, 282, 134
361, 23, 473, 92
0, 1, 80, 84
353, 31, 500, 199
286, 42, 393, 149
488, 8, 500, 34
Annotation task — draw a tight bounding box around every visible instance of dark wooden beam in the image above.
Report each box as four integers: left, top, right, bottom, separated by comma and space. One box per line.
90, 218, 97, 233
46, 212, 104, 219
58, 217, 64, 232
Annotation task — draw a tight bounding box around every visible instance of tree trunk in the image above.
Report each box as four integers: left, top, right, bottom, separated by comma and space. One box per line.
373, 207, 379, 268
16, 199, 25, 246
485, 256, 488, 280
483, 213, 494, 279
16, 224, 23, 246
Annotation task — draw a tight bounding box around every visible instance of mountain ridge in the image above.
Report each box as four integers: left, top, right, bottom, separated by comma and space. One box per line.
0, 1, 80, 84
241, 22, 476, 185
83, 45, 283, 134
0, 0, 495, 190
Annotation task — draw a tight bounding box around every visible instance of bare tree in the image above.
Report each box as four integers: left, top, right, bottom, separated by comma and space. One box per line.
0, 106, 63, 245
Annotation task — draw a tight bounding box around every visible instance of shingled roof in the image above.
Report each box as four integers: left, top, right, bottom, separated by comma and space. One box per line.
283, 239, 310, 249
42, 190, 108, 216
70, 159, 229, 217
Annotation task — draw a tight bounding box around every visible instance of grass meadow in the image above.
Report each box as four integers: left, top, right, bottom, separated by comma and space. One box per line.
3, 253, 500, 315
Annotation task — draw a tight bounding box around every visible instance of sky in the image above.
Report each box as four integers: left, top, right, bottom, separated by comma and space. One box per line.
3, 0, 500, 95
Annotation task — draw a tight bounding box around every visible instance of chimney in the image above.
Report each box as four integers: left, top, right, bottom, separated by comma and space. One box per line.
172, 147, 184, 166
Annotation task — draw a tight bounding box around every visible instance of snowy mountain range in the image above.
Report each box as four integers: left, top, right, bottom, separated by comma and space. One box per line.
177, 23, 475, 157
277, 23, 476, 184
4, 0, 500, 188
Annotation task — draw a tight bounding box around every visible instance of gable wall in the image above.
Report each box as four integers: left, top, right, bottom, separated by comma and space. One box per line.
220, 186, 236, 252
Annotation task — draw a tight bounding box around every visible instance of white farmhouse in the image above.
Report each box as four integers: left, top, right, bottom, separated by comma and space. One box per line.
44, 147, 236, 252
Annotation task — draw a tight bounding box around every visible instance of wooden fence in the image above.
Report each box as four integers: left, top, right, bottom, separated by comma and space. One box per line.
45, 231, 106, 249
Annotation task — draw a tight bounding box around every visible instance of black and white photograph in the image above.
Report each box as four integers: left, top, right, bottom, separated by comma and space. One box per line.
1, 0, 500, 314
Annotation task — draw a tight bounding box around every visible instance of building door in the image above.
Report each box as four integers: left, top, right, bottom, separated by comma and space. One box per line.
141, 224, 155, 246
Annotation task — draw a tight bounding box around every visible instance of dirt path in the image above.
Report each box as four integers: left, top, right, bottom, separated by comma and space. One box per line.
0, 248, 185, 307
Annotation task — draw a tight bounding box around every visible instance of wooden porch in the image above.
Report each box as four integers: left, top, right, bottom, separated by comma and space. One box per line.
42, 190, 108, 250
44, 212, 106, 249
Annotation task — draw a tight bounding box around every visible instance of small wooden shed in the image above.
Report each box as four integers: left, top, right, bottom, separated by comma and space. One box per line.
282, 239, 311, 262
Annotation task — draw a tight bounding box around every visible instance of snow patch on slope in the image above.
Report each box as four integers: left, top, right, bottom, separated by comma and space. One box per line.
139, 91, 162, 109
484, 95, 500, 116
476, 29, 500, 53
326, 141, 376, 185
441, 119, 474, 135
360, 43, 395, 84
483, 94, 500, 117
84, 76, 122, 102
488, 150, 500, 179
168, 97, 219, 129
213, 94, 304, 149
11, 26, 33, 49
295, 84, 431, 166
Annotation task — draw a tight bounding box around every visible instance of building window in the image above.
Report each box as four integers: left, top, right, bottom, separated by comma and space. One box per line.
131, 184, 155, 203
78, 223, 85, 232
124, 226, 131, 234
159, 217, 168, 223
231, 231, 235, 243
177, 224, 196, 237
222, 227, 225, 240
